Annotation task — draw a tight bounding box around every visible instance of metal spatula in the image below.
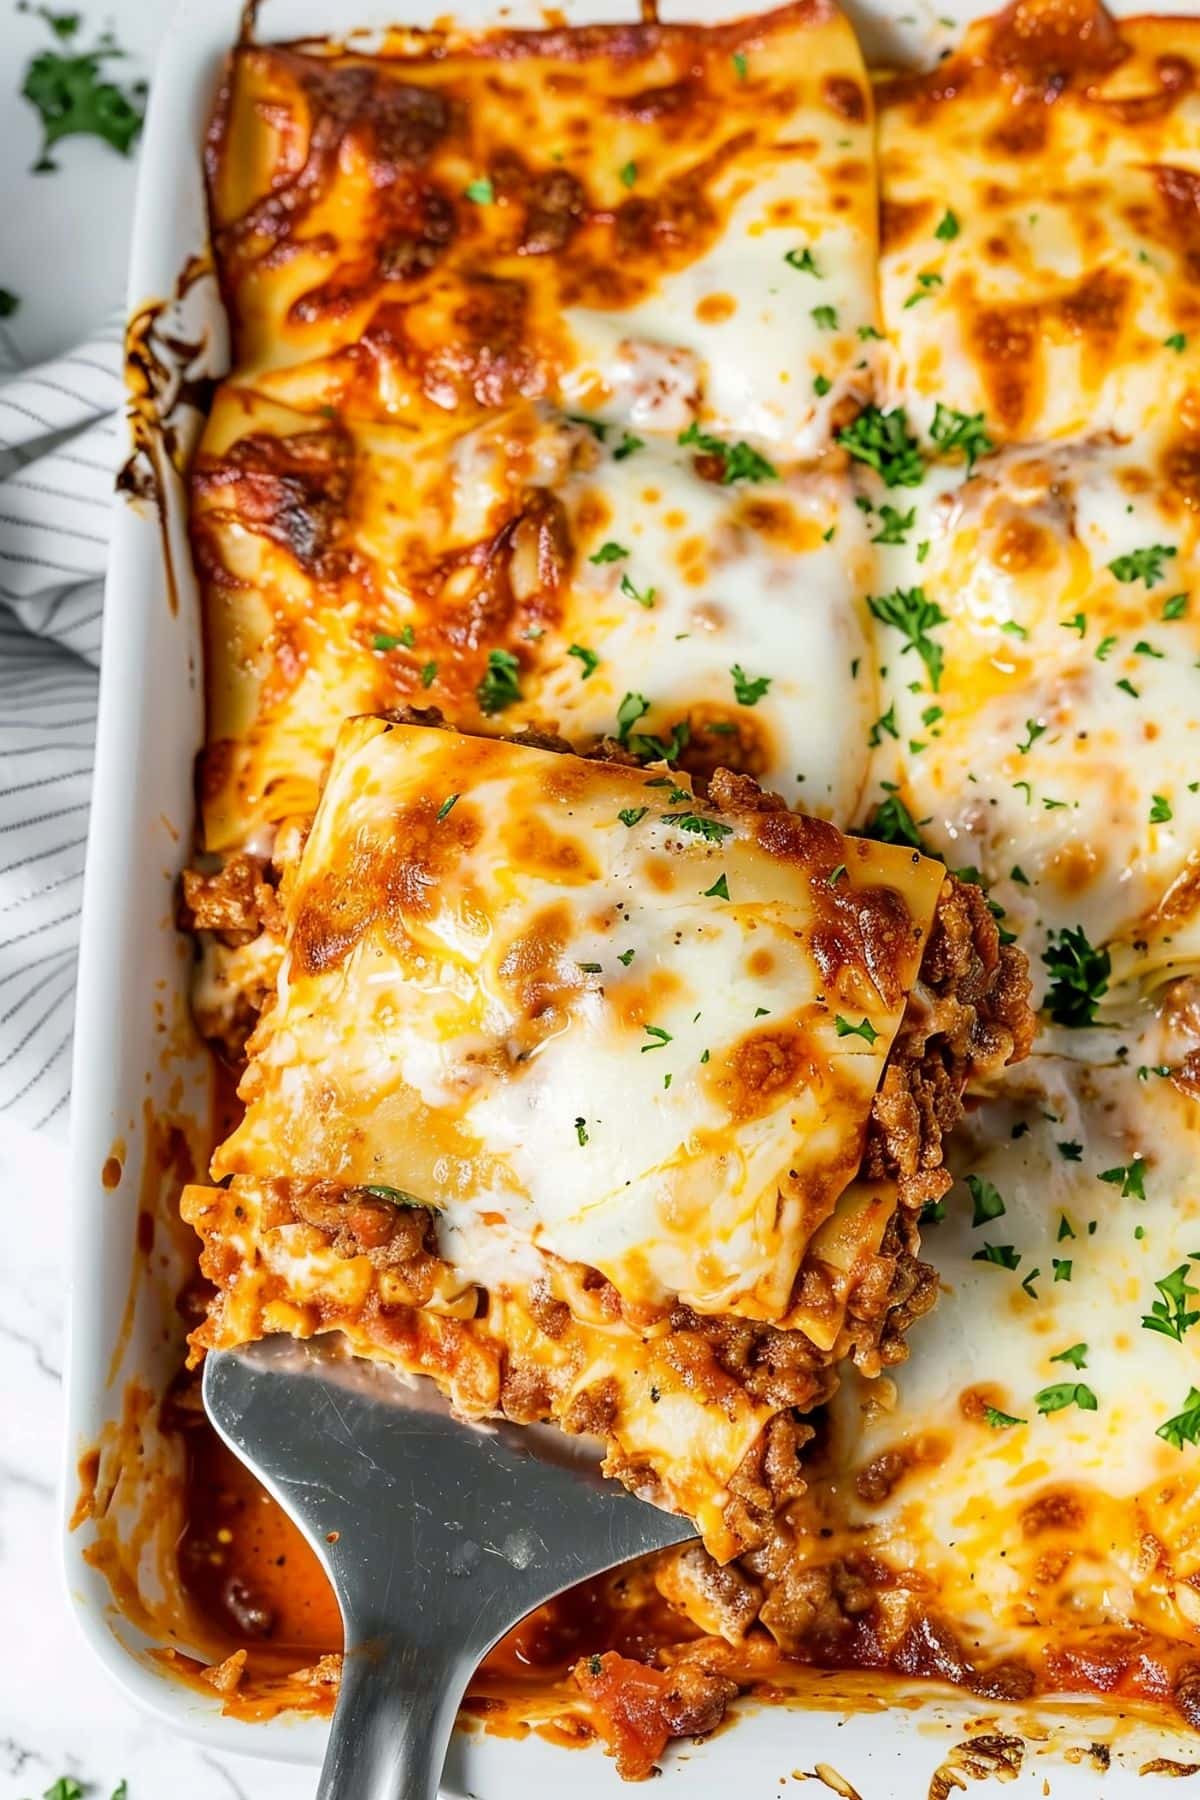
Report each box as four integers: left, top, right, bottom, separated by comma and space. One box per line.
203, 1337, 697, 1800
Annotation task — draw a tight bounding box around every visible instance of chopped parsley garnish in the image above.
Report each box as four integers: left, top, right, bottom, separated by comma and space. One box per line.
1164, 332, 1188, 352
618, 806, 648, 828
477, 647, 522, 714
1150, 794, 1173, 824
811, 304, 839, 330
619, 160, 637, 188
1157, 1387, 1200, 1451
615, 691, 650, 744
872, 504, 916, 545
613, 431, 644, 461
934, 208, 960, 241
420, 659, 438, 687
1115, 677, 1140, 699
836, 406, 925, 487
1036, 1382, 1098, 1415
1050, 1343, 1088, 1369
1142, 1263, 1200, 1343
373, 629, 413, 651
1163, 593, 1189, 620
1053, 1258, 1073, 1282
569, 414, 608, 440
1057, 1215, 1076, 1242
1017, 718, 1046, 755
1098, 1157, 1146, 1200
620, 572, 656, 609
567, 643, 599, 679
966, 1174, 1005, 1227
827, 863, 847, 886
929, 402, 993, 472
731, 663, 771, 706
575, 1118, 589, 1145
1041, 924, 1110, 1026
1057, 1141, 1083, 1161
641, 1025, 672, 1052
1134, 639, 1164, 658
858, 323, 884, 341
921, 1198, 947, 1224
785, 247, 820, 275
867, 585, 948, 690
704, 872, 730, 901
21, 14, 146, 171
618, 948, 636, 966
868, 703, 899, 747
589, 541, 628, 565
1108, 544, 1177, 587
464, 177, 494, 204
435, 794, 459, 822
903, 270, 944, 308
363, 1185, 422, 1205
813, 373, 832, 396
677, 421, 778, 484
1062, 612, 1087, 636
972, 1242, 1020, 1270
1094, 634, 1117, 662
865, 784, 929, 851
661, 812, 734, 842
984, 1405, 1025, 1429
834, 1014, 880, 1044
588, 1653, 604, 1676
42, 1783, 86, 1800
1021, 1267, 1042, 1299
732, 50, 748, 79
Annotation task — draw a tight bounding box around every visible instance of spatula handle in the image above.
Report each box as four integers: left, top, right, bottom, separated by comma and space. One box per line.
316, 1635, 470, 1800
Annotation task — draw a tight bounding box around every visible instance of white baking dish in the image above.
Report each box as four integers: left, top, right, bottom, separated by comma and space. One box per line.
63, 0, 1200, 1791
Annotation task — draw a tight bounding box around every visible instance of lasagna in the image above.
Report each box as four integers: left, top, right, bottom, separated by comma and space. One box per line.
183, 715, 1028, 1553
169, 0, 1200, 1777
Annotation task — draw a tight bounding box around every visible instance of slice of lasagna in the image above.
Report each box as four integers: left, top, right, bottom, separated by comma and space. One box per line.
183, 718, 1031, 1556
191, 388, 876, 853
206, 3, 879, 453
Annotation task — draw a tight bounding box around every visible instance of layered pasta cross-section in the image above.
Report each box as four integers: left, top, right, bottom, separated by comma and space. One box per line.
168, 0, 1200, 1776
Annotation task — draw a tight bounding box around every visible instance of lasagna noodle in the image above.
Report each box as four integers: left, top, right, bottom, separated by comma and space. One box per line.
206, 3, 879, 451
191, 719, 953, 1552
191, 388, 877, 850
876, 6, 1200, 444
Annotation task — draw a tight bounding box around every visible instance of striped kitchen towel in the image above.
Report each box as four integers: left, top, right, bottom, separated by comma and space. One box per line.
0, 320, 124, 1136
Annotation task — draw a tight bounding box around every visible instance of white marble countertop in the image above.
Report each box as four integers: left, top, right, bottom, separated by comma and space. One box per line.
0, 8, 311, 1795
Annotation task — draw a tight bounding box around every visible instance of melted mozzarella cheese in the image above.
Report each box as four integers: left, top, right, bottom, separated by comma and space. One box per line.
813, 1026, 1200, 1658
218, 719, 944, 1322
210, 5, 877, 455
194, 393, 877, 850
876, 13, 1200, 444
861, 436, 1200, 979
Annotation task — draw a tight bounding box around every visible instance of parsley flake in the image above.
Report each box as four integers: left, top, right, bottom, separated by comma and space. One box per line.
785, 247, 820, 275
677, 421, 778, 484
1098, 1157, 1147, 1200
575, 1117, 589, 1145
477, 647, 522, 714
731, 663, 771, 706
811, 304, 839, 330
1041, 924, 1110, 1026
618, 806, 648, 828
589, 541, 628, 565
704, 873, 731, 901
973, 1242, 1020, 1270
1036, 1381, 1098, 1415
1157, 1387, 1200, 1451
1050, 1343, 1088, 1369
1150, 794, 1173, 824
641, 1025, 672, 1052
567, 643, 599, 679
1108, 544, 1177, 587
435, 794, 459, 822
867, 585, 948, 690
929, 402, 993, 472
464, 177, 494, 204
836, 405, 925, 487
966, 1174, 1005, 1227
934, 208, 960, 241
661, 812, 734, 843
619, 160, 637, 188
620, 572, 656, 609
1142, 1264, 1200, 1343
834, 1014, 880, 1044
984, 1405, 1025, 1429
871, 504, 916, 545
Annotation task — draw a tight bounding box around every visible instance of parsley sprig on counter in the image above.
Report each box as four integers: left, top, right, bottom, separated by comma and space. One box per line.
21, 11, 146, 171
